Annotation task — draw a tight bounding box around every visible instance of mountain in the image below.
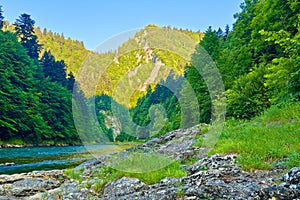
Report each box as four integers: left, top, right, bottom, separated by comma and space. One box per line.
36, 25, 203, 108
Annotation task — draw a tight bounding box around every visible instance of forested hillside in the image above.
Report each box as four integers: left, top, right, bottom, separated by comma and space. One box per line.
0, 10, 79, 145
0, 0, 299, 144
35, 27, 90, 75
117, 0, 300, 140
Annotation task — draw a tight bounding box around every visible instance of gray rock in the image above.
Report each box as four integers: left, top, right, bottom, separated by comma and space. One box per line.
0, 173, 28, 184
11, 177, 60, 197
103, 177, 148, 199
283, 166, 300, 184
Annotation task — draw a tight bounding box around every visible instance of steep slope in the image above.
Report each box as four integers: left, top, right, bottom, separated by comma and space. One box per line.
35, 27, 90, 75
75, 25, 203, 107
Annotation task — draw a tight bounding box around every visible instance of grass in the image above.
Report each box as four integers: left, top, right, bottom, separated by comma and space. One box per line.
91, 157, 186, 193
193, 137, 203, 148
181, 156, 199, 166
175, 188, 185, 197
210, 102, 300, 170
64, 169, 84, 182
111, 152, 176, 173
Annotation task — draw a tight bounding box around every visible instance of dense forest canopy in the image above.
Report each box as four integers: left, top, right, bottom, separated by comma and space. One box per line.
0, 11, 79, 145
0, 0, 299, 144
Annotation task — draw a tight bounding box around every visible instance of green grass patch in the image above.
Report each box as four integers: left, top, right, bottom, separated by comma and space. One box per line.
111, 152, 174, 173
181, 156, 199, 166
64, 169, 84, 182
91, 159, 186, 193
193, 137, 203, 148
211, 102, 300, 171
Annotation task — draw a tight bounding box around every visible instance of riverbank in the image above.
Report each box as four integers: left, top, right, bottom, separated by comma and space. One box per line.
0, 143, 73, 148
0, 142, 135, 149
0, 125, 299, 199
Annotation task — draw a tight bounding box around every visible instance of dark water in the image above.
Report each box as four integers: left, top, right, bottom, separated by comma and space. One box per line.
0, 144, 117, 175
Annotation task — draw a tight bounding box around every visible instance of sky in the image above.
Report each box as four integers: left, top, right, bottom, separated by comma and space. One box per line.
1, 0, 244, 50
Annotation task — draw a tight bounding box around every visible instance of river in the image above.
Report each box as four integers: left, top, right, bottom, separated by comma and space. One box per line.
0, 144, 124, 175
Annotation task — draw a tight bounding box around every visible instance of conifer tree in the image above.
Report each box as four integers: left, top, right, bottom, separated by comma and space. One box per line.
0, 5, 4, 29
14, 13, 41, 59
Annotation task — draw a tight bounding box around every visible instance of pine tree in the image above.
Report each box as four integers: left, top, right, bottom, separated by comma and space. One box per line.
216, 28, 224, 38
40, 51, 68, 86
224, 24, 230, 40
0, 5, 4, 29
199, 26, 220, 61
14, 13, 41, 59
66, 72, 75, 91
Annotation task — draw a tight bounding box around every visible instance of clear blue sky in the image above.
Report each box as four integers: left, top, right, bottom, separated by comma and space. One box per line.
1, 0, 244, 50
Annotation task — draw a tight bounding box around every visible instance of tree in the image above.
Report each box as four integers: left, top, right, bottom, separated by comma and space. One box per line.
0, 29, 79, 145
227, 66, 269, 119
199, 26, 220, 61
216, 28, 224, 38
0, 5, 4, 30
40, 51, 68, 86
224, 24, 230, 40
14, 13, 41, 59
0, 31, 50, 142
66, 72, 75, 91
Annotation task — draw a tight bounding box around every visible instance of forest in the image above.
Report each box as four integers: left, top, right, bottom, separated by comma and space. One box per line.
0, 0, 299, 145
0, 10, 79, 145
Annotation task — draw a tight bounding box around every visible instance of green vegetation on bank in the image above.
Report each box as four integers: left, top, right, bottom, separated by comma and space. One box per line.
210, 102, 300, 171
65, 159, 186, 193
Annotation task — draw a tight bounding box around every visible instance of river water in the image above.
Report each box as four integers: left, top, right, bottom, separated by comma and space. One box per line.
0, 144, 122, 175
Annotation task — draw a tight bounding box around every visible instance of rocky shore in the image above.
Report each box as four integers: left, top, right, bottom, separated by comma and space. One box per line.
0, 125, 299, 199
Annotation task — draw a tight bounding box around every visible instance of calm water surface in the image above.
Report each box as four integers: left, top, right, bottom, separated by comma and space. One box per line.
0, 144, 119, 174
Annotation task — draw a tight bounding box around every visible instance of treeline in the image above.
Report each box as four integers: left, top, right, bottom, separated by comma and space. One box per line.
35, 27, 89, 75
0, 7, 80, 145
120, 0, 300, 140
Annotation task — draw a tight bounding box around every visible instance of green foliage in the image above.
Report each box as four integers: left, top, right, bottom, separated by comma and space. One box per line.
40, 51, 67, 85
35, 27, 90, 74
260, 25, 300, 103
115, 131, 136, 142
0, 31, 48, 142
14, 13, 41, 59
37, 79, 78, 143
211, 103, 300, 170
214, 0, 300, 119
175, 188, 185, 197
0, 23, 79, 144
193, 137, 203, 148
182, 65, 211, 124
64, 168, 84, 182
129, 81, 181, 137
199, 26, 220, 61
227, 66, 269, 119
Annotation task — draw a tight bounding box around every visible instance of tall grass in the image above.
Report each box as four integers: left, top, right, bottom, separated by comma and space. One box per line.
211, 102, 300, 170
